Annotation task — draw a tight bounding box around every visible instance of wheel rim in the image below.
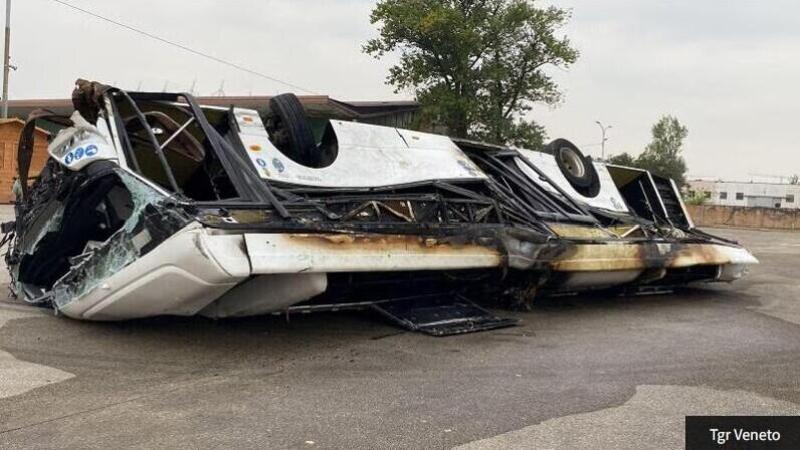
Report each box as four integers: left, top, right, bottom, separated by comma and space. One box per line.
559, 147, 586, 178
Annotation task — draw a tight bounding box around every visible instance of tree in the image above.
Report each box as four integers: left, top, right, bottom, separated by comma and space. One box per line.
608, 152, 636, 167
683, 191, 707, 206
607, 116, 689, 185
637, 115, 689, 186
364, 0, 578, 149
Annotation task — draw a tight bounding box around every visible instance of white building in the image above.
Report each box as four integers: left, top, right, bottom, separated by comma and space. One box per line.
687, 180, 800, 209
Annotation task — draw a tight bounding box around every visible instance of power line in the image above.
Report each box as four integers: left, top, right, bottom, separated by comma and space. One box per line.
50, 0, 320, 95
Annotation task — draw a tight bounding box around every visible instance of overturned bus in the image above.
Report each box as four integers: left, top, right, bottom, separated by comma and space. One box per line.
4, 80, 757, 335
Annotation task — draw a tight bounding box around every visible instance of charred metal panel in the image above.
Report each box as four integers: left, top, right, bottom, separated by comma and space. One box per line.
550, 242, 757, 272
370, 294, 518, 336
244, 233, 503, 274
651, 174, 693, 229
606, 164, 670, 225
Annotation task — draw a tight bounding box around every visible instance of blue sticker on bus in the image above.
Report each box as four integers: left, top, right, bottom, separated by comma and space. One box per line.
272, 158, 285, 173
64, 144, 99, 165
256, 158, 268, 168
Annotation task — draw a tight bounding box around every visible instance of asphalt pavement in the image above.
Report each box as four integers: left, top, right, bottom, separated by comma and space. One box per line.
1, 227, 799, 449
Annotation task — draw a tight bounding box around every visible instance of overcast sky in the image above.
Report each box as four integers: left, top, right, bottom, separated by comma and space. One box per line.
8, 0, 800, 180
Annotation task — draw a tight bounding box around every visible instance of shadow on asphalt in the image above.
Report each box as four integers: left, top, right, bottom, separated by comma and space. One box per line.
529, 285, 762, 312
2, 283, 761, 349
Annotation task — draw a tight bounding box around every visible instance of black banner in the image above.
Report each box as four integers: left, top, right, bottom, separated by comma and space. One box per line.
686, 416, 800, 450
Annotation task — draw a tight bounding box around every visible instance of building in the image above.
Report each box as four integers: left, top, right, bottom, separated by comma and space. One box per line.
0, 119, 51, 203
687, 179, 800, 209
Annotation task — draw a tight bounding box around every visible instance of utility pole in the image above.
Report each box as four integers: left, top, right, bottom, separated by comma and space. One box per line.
595, 120, 612, 160
1, 0, 10, 118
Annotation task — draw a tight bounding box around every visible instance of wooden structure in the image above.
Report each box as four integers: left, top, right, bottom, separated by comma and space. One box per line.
0, 119, 50, 203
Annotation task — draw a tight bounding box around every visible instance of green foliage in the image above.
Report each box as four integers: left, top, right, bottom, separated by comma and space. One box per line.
607, 152, 636, 167
637, 115, 689, 185
364, 0, 578, 149
683, 191, 707, 205
607, 116, 689, 185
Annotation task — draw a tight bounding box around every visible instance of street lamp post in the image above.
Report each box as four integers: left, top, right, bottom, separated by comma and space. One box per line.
1, 0, 10, 118
595, 120, 612, 160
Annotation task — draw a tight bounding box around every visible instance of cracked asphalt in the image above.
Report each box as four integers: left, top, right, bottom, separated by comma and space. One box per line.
1, 227, 799, 449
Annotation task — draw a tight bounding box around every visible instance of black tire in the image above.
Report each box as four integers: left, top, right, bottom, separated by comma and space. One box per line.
544, 138, 600, 197
265, 93, 319, 167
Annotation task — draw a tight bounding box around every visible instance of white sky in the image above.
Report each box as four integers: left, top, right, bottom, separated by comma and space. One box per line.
8, 0, 800, 180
